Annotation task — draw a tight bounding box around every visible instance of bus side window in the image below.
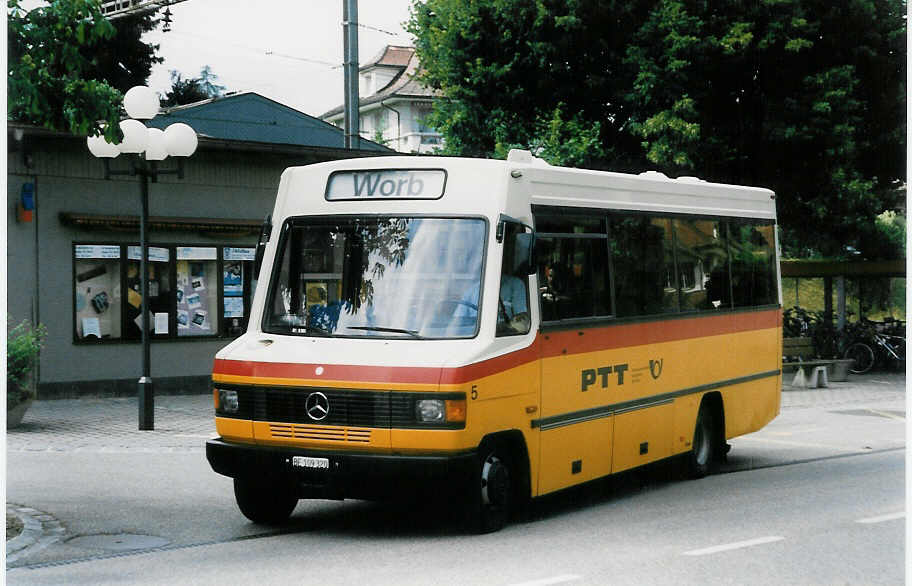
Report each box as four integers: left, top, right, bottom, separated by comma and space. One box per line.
497, 222, 532, 336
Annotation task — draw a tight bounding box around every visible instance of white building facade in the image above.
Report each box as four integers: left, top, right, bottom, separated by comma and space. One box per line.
322, 46, 443, 154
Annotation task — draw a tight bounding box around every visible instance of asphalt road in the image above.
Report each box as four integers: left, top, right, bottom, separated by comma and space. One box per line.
6, 376, 906, 585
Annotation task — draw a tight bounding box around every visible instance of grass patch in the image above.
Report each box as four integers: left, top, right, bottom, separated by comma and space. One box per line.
781, 277, 905, 322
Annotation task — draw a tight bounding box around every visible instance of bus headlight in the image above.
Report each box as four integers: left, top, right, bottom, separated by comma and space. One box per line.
217, 389, 239, 414
416, 399, 445, 422
415, 397, 466, 425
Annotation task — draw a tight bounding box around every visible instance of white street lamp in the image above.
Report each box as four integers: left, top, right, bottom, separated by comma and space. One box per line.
144, 128, 168, 161
123, 85, 160, 120
85, 86, 198, 431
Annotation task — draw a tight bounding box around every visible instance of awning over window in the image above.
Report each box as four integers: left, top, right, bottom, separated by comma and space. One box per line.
59, 212, 262, 235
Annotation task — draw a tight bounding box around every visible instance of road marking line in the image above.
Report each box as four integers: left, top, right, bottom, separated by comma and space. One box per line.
684, 536, 784, 556
736, 436, 860, 452
866, 409, 905, 421
508, 575, 582, 586
856, 512, 905, 524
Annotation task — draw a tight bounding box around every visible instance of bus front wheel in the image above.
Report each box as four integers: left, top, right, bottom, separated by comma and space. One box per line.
686, 404, 717, 479
233, 477, 298, 525
465, 442, 512, 534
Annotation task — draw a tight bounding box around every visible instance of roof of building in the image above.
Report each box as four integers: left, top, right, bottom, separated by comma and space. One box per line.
148, 92, 391, 152
361, 45, 415, 70
321, 46, 442, 119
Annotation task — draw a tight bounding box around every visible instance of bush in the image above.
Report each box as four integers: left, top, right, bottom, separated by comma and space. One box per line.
7, 319, 46, 408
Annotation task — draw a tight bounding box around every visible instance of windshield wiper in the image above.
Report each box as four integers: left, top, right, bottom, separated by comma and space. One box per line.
346, 326, 423, 338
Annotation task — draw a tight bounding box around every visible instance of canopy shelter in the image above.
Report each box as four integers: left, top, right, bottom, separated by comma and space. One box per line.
780, 259, 906, 329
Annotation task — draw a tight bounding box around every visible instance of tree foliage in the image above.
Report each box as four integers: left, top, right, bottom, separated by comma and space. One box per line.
160, 66, 227, 107
8, 1, 162, 141
408, 0, 906, 259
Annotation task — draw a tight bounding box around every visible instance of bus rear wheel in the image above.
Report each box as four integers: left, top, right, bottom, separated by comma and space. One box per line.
233, 477, 298, 525
465, 443, 513, 534
686, 404, 717, 479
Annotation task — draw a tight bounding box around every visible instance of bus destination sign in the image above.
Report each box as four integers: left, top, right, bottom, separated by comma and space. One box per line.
325, 169, 446, 201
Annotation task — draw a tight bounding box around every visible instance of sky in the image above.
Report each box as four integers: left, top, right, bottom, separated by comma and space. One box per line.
138, 0, 417, 117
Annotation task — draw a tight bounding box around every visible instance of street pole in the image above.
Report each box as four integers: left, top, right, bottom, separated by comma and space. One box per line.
138, 162, 154, 430
87, 85, 198, 432
343, 0, 360, 149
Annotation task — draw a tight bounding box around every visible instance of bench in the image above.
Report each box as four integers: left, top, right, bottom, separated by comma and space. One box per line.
782, 337, 832, 388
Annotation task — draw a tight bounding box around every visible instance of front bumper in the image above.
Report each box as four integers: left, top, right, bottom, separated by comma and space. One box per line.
206, 439, 477, 501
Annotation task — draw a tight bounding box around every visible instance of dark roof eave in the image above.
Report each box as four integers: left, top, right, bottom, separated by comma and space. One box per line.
7, 123, 396, 156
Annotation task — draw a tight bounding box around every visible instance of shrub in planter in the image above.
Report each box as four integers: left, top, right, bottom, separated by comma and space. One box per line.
7, 318, 46, 412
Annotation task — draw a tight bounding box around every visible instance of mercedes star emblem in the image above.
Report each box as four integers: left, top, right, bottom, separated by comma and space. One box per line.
305, 392, 330, 421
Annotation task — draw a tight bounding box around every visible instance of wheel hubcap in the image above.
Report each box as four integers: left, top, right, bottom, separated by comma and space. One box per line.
481, 455, 508, 506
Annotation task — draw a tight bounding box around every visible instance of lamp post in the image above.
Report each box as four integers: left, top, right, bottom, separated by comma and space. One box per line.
87, 86, 198, 431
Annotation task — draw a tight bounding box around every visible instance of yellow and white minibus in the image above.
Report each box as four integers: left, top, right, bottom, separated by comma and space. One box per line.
206, 150, 782, 532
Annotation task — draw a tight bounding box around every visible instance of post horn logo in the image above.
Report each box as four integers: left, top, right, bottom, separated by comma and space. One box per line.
649, 359, 664, 380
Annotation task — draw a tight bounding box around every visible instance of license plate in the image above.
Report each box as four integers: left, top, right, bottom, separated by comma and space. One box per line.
292, 456, 329, 470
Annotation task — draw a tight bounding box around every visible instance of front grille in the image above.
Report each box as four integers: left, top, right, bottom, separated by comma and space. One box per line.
269, 423, 372, 443
253, 387, 396, 427
215, 384, 465, 430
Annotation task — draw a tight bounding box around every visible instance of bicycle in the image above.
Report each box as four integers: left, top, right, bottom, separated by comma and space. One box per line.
843, 330, 906, 374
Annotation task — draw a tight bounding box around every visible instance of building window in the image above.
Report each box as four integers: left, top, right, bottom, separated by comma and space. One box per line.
74, 245, 123, 340
176, 247, 218, 337
73, 244, 255, 343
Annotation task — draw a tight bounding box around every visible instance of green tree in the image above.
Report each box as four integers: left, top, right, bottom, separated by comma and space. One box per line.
8, 0, 122, 139
624, 0, 905, 259
87, 11, 163, 92
409, 0, 906, 259
8, 1, 164, 141
160, 66, 226, 107
408, 0, 642, 168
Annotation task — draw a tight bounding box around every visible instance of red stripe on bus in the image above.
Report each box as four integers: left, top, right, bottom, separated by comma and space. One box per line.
213, 359, 444, 385
540, 309, 781, 358
213, 309, 780, 386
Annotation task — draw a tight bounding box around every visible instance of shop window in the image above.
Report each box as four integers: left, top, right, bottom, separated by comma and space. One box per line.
223, 247, 255, 336
73, 243, 256, 343
176, 247, 218, 337
125, 246, 172, 339
74, 245, 122, 340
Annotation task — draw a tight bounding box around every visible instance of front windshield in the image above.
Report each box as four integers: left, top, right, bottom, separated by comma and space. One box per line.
263, 217, 486, 338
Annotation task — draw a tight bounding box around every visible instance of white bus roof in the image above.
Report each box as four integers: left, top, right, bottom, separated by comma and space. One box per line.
277, 152, 777, 221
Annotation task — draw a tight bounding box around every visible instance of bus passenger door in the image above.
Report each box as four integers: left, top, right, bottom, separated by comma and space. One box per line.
537, 330, 615, 495
534, 229, 616, 495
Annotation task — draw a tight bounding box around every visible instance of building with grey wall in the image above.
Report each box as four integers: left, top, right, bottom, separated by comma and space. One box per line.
7, 93, 392, 398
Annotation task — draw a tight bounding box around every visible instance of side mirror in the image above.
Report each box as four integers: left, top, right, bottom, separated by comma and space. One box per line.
513, 232, 536, 275
254, 214, 272, 280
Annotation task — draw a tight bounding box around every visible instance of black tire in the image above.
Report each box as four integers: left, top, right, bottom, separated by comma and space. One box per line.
844, 342, 875, 374
233, 477, 298, 525
686, 404, 717, 479
465, 442, 513, 534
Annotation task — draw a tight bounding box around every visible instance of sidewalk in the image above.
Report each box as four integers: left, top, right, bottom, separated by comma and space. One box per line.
7, 394, 216, 454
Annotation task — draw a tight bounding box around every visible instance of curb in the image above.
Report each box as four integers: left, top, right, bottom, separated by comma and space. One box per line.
6, 504, 66, 567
